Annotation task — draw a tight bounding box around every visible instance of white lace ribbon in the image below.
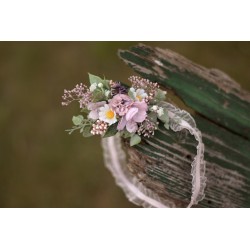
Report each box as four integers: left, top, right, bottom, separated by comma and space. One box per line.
101, 102, 206, 208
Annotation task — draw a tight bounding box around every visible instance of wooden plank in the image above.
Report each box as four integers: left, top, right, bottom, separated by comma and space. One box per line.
118, 44, 250, 140
118, 44, 250, 207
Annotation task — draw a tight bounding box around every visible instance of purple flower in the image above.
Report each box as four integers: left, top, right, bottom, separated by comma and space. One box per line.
87, 101, 106, 120
110, 81, 128, 96
109, 94, 133, 116
117, 101, 148, 133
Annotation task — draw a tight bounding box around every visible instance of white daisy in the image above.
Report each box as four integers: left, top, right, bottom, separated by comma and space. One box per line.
129, 88, 148, 101
99, 104, 117, 125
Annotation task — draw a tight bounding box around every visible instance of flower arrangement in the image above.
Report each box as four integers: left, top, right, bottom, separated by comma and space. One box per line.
61, 73, 206, 208
62, 73, 169, 146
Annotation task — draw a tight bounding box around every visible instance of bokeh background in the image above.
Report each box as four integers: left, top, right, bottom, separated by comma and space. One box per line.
0, 42, 250, 207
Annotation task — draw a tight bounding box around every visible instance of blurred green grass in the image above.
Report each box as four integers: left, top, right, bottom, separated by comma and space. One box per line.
0, 42, 249, 207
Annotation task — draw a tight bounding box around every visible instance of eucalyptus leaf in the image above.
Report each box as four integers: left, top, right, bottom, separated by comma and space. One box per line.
130, 134, 141, 146
72, 115, 83, 125
103, 123, 118, 138
155, 89, 166, 101
158, 113, 169, 123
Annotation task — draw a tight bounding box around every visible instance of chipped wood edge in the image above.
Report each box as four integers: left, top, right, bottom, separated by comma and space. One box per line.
122, 43, 250, 102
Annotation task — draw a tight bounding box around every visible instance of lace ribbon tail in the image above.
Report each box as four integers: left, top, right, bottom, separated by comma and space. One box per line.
102, 101, 206, 208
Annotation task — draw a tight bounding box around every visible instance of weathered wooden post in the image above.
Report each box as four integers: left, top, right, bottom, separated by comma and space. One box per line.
118, 43, 250, 207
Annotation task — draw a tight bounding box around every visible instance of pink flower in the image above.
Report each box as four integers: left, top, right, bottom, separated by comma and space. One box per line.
117, 101, 148, 133
87, 101, 106, 120
109, 94, 133, 116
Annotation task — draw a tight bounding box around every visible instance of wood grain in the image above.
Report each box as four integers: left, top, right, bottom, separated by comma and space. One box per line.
119, 44, 250, 139
118, 44, 250, 207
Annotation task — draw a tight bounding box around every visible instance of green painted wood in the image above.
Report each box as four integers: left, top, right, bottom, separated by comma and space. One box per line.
119, 44, 250, 139
118, 44, 250, 207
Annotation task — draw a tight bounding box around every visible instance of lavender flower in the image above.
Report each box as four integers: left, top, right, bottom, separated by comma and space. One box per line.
62, 83, 92, 108
109, 94, 133, 116
117, 101, 148, 133
110, 81, 128, 97
87, 101, 106, 120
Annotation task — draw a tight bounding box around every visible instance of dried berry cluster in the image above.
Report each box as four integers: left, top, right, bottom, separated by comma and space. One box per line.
91, 120, 108, 135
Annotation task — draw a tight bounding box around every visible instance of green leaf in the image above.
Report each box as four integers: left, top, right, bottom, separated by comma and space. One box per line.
66, 129, 74, 135
82, 125, 92, 137
81, 108, 89, 114
88, 73, 103, 85
158, 113, 169, 123
120, 130, 132, 138
103, 122, 118, 138
72, 115, 83, 125
102, 79, 110, 89
92, 88, 106, 102
88, 73, 110, 89
157, 108, 169, 123
155, 89, 167, 101
147, 111, 158, 123
164, 122, 170, 130
130, 134, 141, 146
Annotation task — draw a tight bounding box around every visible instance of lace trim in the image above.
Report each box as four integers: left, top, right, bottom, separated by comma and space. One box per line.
102, 101, 206, 208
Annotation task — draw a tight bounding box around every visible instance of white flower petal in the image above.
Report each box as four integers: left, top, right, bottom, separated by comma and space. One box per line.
90, 83, 97, 92
135, 88, 148, 101
99, 104, 117, 125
